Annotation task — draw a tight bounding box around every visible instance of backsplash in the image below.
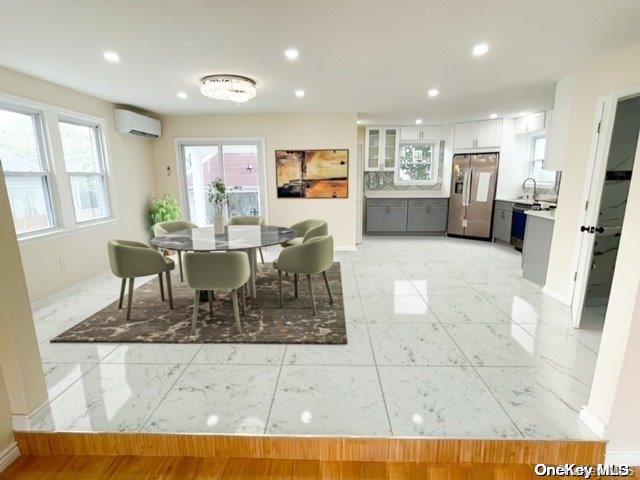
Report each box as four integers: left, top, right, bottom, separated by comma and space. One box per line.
364, 141, 445, 192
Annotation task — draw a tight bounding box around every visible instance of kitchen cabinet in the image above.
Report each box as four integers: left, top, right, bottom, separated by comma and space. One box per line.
522, 213, 555, 285
493, 201, 513, 243
366, 198, 448, 233
453, 119, 502, 150
544, 75, 574, 171
400, 125, 442, 141
514, 112, 545, 134
365, 126, 399, 171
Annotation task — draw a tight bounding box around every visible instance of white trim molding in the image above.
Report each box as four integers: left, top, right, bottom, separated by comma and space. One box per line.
542, 284, 573, 306
605, 450, 640, 466
11, 400, 51, 431
579, 405, 607, 439
0, 442, 20, 473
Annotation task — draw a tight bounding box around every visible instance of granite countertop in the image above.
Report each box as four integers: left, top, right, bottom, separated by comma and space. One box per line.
525, 210, 555, 220
364, 190, 450, 199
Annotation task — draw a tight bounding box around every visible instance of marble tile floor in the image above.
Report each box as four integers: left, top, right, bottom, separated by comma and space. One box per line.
30, 237, 601, 439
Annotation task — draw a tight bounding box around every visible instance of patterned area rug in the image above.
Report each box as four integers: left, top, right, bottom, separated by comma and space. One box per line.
51, 262, 346, 344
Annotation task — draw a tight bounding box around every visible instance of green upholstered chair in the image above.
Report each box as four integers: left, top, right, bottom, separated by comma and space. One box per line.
281, 219, 328, 247
153, 220, 197, 281
107, 240, 175, 321
228, 215, 265, 263
183, 251, 250, 335
273, 235, 334, 316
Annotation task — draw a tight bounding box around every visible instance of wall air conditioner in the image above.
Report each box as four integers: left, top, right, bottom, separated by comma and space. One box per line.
114, 109, 161, 138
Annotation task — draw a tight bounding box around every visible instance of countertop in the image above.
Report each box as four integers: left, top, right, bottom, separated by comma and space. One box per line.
364, 190, 449, 199
525, 209, 555, 220
495, 197, 558, 206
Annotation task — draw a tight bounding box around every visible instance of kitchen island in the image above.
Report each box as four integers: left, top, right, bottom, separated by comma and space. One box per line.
522, 209, 555, 285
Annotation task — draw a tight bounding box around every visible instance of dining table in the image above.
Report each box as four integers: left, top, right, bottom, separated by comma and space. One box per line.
150, 225, 297, 298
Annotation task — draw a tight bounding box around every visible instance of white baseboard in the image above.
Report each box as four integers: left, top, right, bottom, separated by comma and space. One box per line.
0, 442, 20, 473
30, 269, 112, 311
579, 405, 607, 439
335, 246, 357, 252
11, 400, 50, 431
542, 285, 573, 306
605, 450, 640, 466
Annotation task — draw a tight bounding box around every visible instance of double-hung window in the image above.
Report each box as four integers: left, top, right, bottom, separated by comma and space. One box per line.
58, 118, 110, 222
529, 134, 556, 186
395, 141, 439, 186
0, 106, 57, 235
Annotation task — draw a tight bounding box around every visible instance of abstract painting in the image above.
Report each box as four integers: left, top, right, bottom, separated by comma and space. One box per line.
275, 149, 348, 198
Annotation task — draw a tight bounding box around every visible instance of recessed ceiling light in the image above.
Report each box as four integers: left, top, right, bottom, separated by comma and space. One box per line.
489, 113, 498, 119
103, 51, 120, 63
472, 43, 489, 57
427, 88, 439, 97
415, 119, 423, 125
177, 91, 188, 99
284, 48, 299, 60
294, 89, 305, 97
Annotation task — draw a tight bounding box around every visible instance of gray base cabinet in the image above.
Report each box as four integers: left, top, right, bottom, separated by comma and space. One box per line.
522, 215, 554, 286
493, 201, 513, 243
366, 198, 448, 234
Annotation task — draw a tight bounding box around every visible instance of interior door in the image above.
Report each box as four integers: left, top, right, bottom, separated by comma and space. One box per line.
465, 153, 498, 238
447, 155, 470, 235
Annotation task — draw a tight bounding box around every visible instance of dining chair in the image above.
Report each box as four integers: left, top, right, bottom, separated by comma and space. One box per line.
281, 219, 328, 248
153, 219, 197, 281
228, 215, 265, 263
273, 235, 334, 316
107, 240, 174, 321
183, 251, 250, 335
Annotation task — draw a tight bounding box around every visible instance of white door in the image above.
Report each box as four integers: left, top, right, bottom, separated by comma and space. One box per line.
454, 122, 478, 150
477, 119, 503, 148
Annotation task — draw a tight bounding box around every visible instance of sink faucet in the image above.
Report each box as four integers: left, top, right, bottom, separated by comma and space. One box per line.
522, 177, 537, 200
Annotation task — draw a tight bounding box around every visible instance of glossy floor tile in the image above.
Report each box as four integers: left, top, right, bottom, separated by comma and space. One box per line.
30, 236, 602, 439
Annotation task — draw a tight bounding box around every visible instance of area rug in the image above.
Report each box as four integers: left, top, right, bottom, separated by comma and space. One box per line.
51, 262, 346, 344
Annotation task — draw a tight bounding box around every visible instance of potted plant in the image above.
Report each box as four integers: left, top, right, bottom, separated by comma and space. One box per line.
149, 193, 181, 232
208, 178, 230, 234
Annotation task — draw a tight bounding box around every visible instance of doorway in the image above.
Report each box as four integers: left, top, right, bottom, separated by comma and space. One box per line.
176, 139, 267, 226
573, 93, 640, 328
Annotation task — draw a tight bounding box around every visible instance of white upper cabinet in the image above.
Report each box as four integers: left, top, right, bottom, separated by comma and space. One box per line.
544, 75, 575, 171
514, 112, 546, 134
365, 126, 399, 171
401, 125, 442, 141
454, 119, 502, 150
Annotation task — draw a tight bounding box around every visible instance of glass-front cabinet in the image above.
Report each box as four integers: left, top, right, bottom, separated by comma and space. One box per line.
365, 126, 399, 171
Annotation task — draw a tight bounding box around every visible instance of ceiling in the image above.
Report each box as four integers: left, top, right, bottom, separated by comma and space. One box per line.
1, 0, 639, 123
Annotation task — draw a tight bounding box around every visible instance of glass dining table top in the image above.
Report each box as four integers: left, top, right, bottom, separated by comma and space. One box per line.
150, 225, 297, 251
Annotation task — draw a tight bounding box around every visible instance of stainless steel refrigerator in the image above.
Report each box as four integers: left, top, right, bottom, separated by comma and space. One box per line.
447, 153, 499, 239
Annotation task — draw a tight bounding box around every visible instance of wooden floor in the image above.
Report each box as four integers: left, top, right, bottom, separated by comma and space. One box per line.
0, 455, 606, 479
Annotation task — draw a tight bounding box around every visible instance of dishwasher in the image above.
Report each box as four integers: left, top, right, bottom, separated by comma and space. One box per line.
510, 203, 529, 251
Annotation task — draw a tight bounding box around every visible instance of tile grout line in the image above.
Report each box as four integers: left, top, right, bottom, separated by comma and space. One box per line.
263, 344, 287, 434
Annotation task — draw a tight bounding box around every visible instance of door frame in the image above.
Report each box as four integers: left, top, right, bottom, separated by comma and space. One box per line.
571, 84, 640, 327
173, 137, 269, 225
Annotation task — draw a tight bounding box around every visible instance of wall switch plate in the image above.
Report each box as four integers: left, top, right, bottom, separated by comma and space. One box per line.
58, 257, 67, 270
166, 165, 172, 176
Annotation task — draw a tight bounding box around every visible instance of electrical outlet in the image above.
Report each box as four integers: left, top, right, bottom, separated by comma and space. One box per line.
166, 165, 172, 176
58, 257, 67, 270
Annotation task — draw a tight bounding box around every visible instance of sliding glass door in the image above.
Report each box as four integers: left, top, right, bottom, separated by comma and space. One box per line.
179, 140, 264, 225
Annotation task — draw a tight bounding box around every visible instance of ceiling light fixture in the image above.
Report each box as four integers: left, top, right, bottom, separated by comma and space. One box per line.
489, 113, 498, 119
103, 51, 121, 63
415, 119, 423, 125
200, 75, 257, 103
177, 91, 187, 99
284, 48, 299, 60
294, 89, 305, 97
472, 43, 489, 57
428, 88, 439, 97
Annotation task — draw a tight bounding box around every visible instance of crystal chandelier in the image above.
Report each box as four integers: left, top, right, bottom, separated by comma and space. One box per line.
200, 75, 257, 103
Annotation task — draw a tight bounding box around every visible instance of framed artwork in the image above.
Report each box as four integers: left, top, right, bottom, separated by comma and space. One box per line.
275, 149, 348, 198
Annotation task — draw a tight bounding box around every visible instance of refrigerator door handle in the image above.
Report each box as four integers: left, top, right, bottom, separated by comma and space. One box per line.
463, 169, 472, 206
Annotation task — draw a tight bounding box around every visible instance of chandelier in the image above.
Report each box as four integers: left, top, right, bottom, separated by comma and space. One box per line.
200, 75, 257, 103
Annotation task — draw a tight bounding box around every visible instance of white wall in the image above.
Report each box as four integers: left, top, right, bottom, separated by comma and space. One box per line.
0, 67, 157, 301
153, 113, 358, 249
0, 368, 14, 470
545, 41, 640, 298
495, 118, 524, 199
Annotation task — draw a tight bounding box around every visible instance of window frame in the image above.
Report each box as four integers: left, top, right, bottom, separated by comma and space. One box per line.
58, 115, 113, 224
0, 102, 60, 238
394, 139, 440, 186
528, 132, 557, 188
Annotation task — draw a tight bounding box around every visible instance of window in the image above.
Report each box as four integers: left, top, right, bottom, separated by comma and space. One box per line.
179, 141, 264, 225
0, 106, 56, 234
530, 134, 557, 186
395, 141, 439, 185
59, 118, 110, 222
